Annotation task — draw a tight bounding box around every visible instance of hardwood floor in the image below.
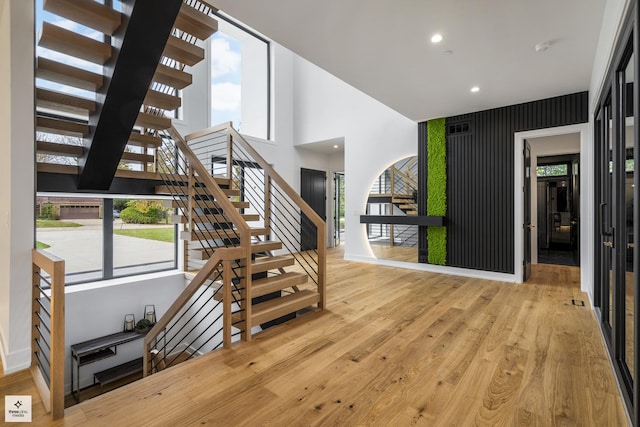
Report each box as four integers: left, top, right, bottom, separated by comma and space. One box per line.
3, 248, 629, 426
370, 243, 418, 263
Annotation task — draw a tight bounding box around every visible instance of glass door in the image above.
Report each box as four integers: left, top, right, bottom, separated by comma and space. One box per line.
599, 97, 614, 340
621, 48, 635, 391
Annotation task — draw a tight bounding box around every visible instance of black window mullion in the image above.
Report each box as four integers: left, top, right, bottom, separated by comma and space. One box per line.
103, 198, 114, 279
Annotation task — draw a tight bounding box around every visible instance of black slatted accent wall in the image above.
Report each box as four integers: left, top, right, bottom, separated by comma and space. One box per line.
432, 91, 588, 274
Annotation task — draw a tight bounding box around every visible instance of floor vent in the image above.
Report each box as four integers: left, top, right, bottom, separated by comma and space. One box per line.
571, 299, 585, 307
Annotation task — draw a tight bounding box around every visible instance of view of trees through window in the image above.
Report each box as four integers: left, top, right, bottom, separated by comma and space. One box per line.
536, 164, 568, 177
36, 196, 176, 284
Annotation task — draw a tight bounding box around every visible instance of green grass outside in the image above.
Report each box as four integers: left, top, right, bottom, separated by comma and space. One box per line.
36, 220, 83, 228
114, 227, 174, 242
36, 241, 50, 249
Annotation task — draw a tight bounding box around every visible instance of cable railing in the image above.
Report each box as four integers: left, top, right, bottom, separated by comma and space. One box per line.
31, 249, 65, 420
183, 123, 326, 299
145, 123, 326, 374
143, 246, 244, 376
370, 157, 418, 196
143, 126, 253, 375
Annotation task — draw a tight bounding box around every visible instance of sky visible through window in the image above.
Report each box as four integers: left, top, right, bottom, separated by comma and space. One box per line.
210, 31, 242, 130
36, 1, 244, 131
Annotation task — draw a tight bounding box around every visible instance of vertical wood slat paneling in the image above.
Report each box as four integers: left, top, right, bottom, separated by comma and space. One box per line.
435, 91, 588, 274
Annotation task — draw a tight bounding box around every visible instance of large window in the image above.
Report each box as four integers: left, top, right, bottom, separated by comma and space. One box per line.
36, 195, 177, 284
210, 14, 270, 139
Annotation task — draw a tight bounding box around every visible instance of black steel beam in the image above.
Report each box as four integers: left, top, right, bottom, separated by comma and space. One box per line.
359, 215, 445, 227
37, 172, 164, 195
78, 0, 183, 190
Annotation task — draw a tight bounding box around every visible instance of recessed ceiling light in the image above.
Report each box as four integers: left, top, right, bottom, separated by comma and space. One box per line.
470, 86, 480, 93
535, 41, 551, 52
333, 145, 339, 149
431, 33, 443, 44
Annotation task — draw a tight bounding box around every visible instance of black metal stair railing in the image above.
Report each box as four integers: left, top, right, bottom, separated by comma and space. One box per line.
184, 124, 324, 290
144, 130, 250, 375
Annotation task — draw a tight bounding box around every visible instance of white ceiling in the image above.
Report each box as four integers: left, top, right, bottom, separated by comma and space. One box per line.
213, 0, 606, 122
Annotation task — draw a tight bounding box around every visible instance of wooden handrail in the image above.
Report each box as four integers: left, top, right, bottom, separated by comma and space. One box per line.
168, 125, 254, 338
143, 246, 244, 376
31, 249, 65, 420
390, 165, 418, 192
226, 125, 326, 309
228, 126, 327, 228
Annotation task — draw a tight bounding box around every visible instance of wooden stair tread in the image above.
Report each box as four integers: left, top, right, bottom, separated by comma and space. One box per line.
153, 64, 192, 90
144, 89, 182, 111
163, 35, 205, 67
135, 112, 172, 131
121, 152, 154, 164
36, 87, 96, 116
37, 141, 84, 157
39, 22, 112, 65
190, 241, 282, 260
114, 169, 164, 180
251, 272, 309, 298
156, 185, 239, 197
214, 272, 308, 302
37, 116, 90, 137
37, 162, 79, 174
171, 199, 250, 209
36, 57, 103, 92
233, 290, 320, 327
182, 227, 270, 241
129, 132, 162, 148
250, 255, 294, 274
43, 0, 122, 36
173, 213, 259, 225
174, 2, 218, 40
161, 174, 230, 185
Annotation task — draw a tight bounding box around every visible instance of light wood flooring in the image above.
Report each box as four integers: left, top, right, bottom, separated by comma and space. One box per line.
1, 247, 629, 426
370, 244, 418, 263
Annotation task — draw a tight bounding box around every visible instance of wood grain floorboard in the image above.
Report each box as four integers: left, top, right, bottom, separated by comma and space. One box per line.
2, 248, 629, 426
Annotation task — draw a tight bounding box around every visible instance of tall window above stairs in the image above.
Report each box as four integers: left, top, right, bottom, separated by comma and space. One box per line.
210, 14, 270, 140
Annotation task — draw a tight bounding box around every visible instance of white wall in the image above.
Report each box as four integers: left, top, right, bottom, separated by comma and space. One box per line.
174, 39, 211, 136
0, 0, 35, 374
589, 0, 632, 110
291, 55, 417, 260
64, 272, 185, 393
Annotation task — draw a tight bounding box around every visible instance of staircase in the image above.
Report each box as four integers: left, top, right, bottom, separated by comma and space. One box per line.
142, 124, 326, 375
33, 0, 326, 388
366, 157, 419, 247
35, 0, 217, 187
368, 157, 418, 215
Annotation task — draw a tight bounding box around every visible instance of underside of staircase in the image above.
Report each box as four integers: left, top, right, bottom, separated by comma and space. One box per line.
34, 0, 325, 390
36, 0, 217, 191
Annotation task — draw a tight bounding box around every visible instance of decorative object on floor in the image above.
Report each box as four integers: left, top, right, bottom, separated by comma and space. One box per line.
135, 319, 152, 334
143, 304, 156, 324
123, 314, 135, 332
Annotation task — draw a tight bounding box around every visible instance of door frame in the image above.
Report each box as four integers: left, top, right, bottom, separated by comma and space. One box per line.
513, 123, 592, 295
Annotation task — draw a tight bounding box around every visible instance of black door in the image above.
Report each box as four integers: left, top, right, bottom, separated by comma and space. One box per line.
300, 168, 326, 250
524, 141, 532, 281
571, 157, 580, 265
